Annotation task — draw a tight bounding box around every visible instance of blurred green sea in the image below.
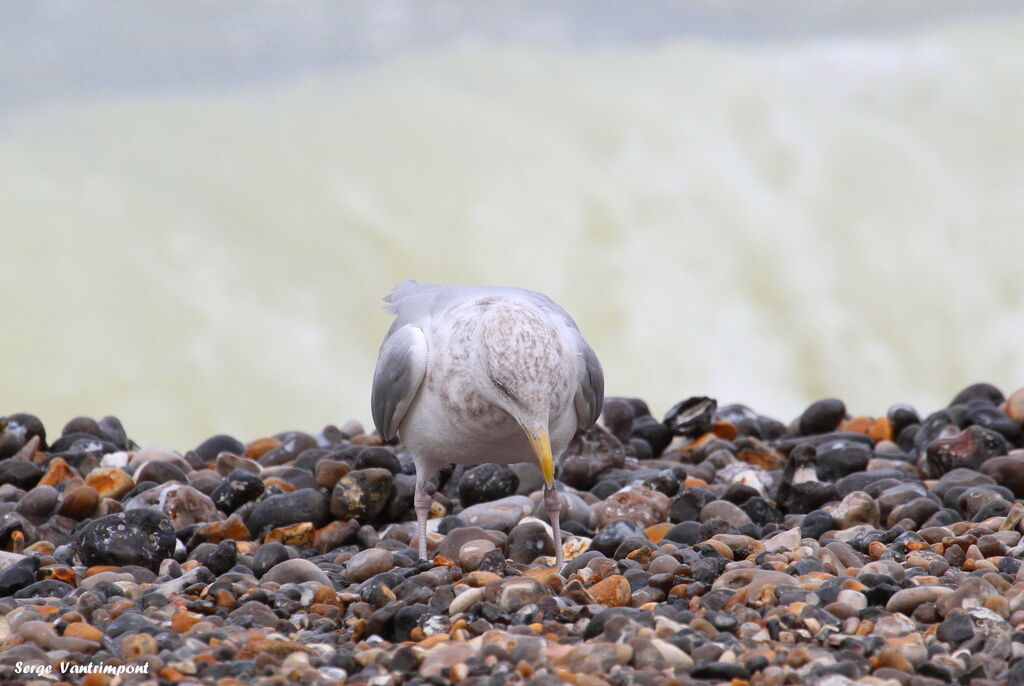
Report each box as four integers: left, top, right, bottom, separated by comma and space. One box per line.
1, 1, 1022, 447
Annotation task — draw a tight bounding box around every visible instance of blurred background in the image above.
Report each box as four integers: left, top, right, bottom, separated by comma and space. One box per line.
2, 0, 1022, 448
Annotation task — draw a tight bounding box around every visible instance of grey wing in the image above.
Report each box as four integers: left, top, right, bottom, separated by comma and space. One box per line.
573, 338, 605, 430
370, 324, 428, 440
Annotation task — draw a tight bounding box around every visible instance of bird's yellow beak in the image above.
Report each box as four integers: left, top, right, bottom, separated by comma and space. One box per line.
526, 428, 554, 488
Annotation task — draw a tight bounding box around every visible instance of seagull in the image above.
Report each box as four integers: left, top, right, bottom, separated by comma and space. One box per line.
371, 280, 604, 568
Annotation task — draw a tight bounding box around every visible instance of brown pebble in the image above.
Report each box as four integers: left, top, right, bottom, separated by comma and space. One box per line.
108, 598, 134, 619
84, 467, 135, 499
644, 522, 673, 543
736, 446, 786, 470
58, 485, 100, 519
120, 632, 159, 658
265, 521, 315, 547
313, 585, 337, 605
877, 646, 914, 672
985, 595, 1010, 617
244, 437, 281, 460
197, 517, 250, 543
6, 529, 24, 552
316, 520, 359, 553
314, 460, 351, 489
64, 621, 103, 642
262, 477, 296, 492
38, 457, 79, 486
1005, 388, 1024, 423
587, 575, 631, 607
214, 588, 236, 610
171, 611, 204, 633
593, 487, 670, 528
24, 541, 55, 555
84, 565, 120, 577
159, 667, 188, 682
711, 420, 738, 440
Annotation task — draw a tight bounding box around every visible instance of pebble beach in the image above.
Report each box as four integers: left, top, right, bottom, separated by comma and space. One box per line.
3, 383, 1024, 685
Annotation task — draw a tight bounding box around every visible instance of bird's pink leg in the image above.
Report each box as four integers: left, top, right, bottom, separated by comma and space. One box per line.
544, 485, 564, 568
414, 473, 432, 562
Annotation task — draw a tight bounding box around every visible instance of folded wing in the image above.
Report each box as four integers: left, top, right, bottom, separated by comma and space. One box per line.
371, 324, 428, 440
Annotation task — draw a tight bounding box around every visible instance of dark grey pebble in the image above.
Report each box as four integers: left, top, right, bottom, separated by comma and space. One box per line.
600, 399, 635, 443
0, 556, 39, 595
203, 539, 238, 576
135, 459, 189, 485
246, 487, 329, 537
557, 432, 627, 489
458, 463, 520, 507
583, 606, 644, 640
630, 415, 673, 457
740, 497, 783, 526
663, 396, 717, 438
436, 526, 506, 560
887, 403, 920, 437
1, 413, 48, 450
189, 474, 222, 496
354, 447, 401, 474
663, 521, 702, 546
798, 398, 846, 436
722, 483, 759, 505
330, 468, 393, 522
48, 433, 117, 458
980, 456, 1024, 497
122, 480, 159, 501
956, 485, 1010, 518
392, 604, 448, 642
383, 474, 417, 521
96, 415, 130, 450
249, 542, 290, 578
507, 520, 554, 564
195, 434, 245, 461
0, 460, 42, 490
15, 485, 58, 518
590, 518, 647, 556
950, 382, 1004, 407
259, 432, 319, 467
106, 611, 159, 638
211, 469, 265, 514
691, 662, 749, 680
670, 487, 717, 523
264, 466, 318, 491
117, 565, 157, 584
76, 509, 176, 572
562, 550, 604, 577
815, 442, 871, 482
799, 510, 837, 539
937, 611, 975, 645
13, 579, 74, 599
260, 558, 331, 586
229, 600, 280, 628
779, 481, 839, 515
61, 416, 102, 439
923, 425, 1009, 478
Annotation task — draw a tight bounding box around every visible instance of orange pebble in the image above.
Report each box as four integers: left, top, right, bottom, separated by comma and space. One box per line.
244, 437, 281, 460
64, 621, 102, 642
645, 522, 673, 543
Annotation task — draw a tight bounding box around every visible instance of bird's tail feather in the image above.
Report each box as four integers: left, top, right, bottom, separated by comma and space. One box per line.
382, 279, 422, 313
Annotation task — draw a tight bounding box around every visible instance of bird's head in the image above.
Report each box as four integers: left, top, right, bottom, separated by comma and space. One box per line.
524, 425, 554, 488
485, 375, 556, 489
